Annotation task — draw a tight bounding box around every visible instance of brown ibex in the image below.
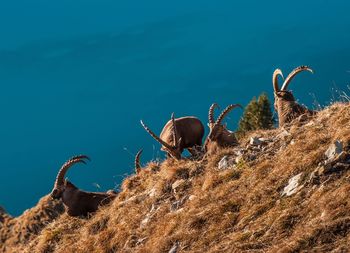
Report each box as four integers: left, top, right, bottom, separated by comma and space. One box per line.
273, 66, 316, 127
204, 103, 242, 152
50, 155, 117, 217
140, 113, 204, 160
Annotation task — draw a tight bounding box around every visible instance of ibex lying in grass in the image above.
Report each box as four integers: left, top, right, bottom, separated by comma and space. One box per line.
141, 113, 204, 160
273, 66, 316, 127
50, 155, 117, 217
204, 103, 242, 152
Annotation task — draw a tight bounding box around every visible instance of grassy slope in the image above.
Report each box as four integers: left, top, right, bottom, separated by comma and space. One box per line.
1, 103, 350, 253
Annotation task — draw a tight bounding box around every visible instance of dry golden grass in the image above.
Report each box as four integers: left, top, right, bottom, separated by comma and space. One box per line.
1, 103, 350, 253
0, 195, 64, 253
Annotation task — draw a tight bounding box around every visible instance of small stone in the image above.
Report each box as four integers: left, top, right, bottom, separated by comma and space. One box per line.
169, 242, 180, 253
250, 137, 262, 146
218, 156, 235, 170
282, 173, 304, 197
325, 141, 343, 161
259, 137, 270, 143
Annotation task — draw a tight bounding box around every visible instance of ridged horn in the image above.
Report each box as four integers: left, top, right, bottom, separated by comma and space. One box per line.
281, 66, 313, 91
140, 120, 174, 151
214, 104, 242, 127
171, 113, 179, 148
273, 69, 284, 93
54, 155, 90, 188
208, 103, 219, 125
135, 149, 143, 173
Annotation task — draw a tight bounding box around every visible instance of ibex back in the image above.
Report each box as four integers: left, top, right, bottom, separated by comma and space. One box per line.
141, 113, 204, 159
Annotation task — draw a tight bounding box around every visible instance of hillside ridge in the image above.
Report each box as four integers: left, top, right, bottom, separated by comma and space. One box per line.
1, 103, 350, 253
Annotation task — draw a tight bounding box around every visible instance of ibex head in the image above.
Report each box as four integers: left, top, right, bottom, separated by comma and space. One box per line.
51, 155, 90, 200
141, 113, 182, 160
204, 103, 242, 150
273, 66, 313, 110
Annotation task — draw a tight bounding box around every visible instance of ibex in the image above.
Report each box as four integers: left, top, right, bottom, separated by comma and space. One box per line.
50, 155, 117, 217
140, 113, 204, 160
273, 66, 316, 127
204, 103, 242, 151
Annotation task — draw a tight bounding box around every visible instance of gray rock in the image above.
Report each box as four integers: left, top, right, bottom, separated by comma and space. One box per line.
325, 141, 343, 161
282, 173, 304, 197
218, 155, 236, 170
259, 137, 270, 143
250, 137, 262, 146
169, 242, 180, 253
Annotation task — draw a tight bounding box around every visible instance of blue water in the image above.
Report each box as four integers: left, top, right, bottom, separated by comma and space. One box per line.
0, 0, 349, 215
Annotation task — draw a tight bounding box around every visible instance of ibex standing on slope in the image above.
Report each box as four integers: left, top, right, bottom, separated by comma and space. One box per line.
273, 66, 316, 127
141, 113, 204, 160
51, 155, 117, 217
204, 103, 242, 152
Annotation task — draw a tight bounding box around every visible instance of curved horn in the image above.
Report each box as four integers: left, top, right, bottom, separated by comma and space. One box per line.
214, 104, 243, 126
208, 103, 219, 125
135, 149, 143, 173
140, 120, 174, 151
54, 155, 90, 188
273, 69, 284, 93
281, 65, 313, 91
171, 113, 179, 147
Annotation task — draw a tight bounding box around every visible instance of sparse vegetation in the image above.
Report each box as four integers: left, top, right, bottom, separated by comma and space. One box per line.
237, 93, 274, 135
1, 103, 350, 252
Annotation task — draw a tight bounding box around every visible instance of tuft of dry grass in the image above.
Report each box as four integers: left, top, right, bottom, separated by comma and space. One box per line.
1, 103, 350, 253
0, 195, 64, 253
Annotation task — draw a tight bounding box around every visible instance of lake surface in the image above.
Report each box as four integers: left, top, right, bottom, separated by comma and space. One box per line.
0, 0, 349, 215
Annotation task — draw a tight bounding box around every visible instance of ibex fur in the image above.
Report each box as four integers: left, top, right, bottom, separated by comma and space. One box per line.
50, 155, 117, 217
141, 113, 204, 160
273, 66, 316, 127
